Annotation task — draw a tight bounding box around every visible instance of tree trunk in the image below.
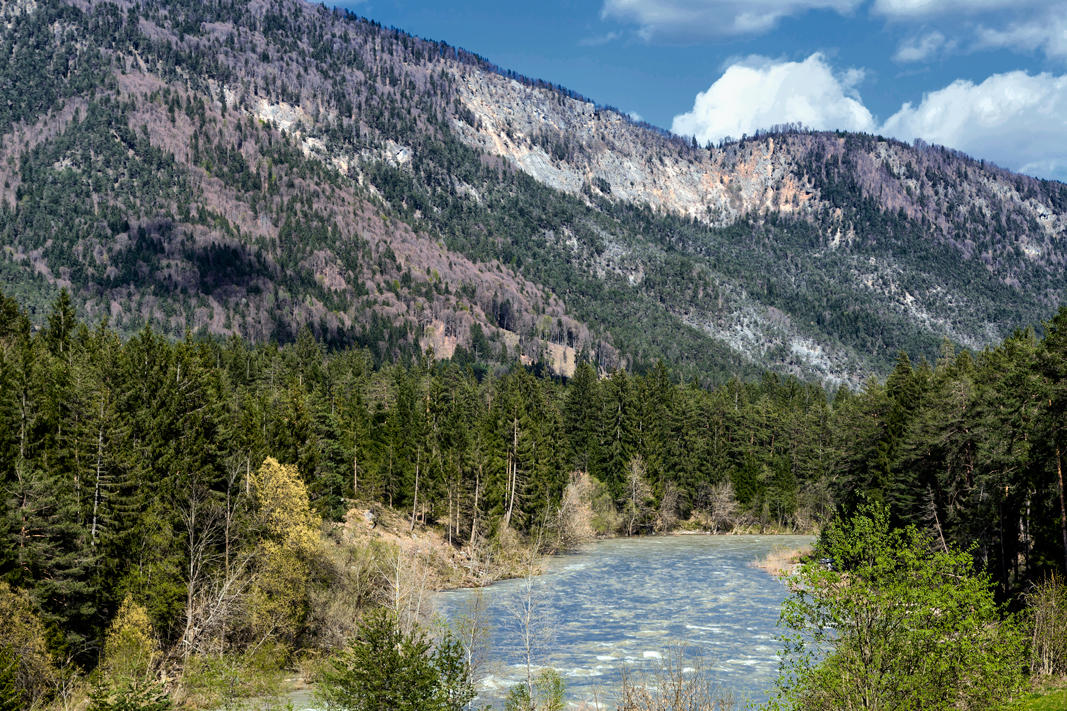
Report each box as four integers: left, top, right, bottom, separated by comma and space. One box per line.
91, 397, 105, 546
505, 421, 518, 528
470, 464, 481, 549
410, 450, 420, 532
1057, 445, 1067, 575
999, 497, 1008, 591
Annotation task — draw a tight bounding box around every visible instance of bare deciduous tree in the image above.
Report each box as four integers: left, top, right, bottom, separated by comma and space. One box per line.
653, 482, 680, 533
178, 488, 223, 664
503, 534, 556, 698
622, 456, 652, 537
443, 587, 495, 688
379, 546, 436, 636
554, 471, 597, 550
616, 642, 735, 711
704, 481, 739, 535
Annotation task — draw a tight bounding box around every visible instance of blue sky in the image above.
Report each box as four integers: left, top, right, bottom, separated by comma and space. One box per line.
341, 0, 1067, 180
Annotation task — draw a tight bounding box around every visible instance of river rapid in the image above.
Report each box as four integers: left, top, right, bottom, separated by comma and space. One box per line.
436, 534, 814, 709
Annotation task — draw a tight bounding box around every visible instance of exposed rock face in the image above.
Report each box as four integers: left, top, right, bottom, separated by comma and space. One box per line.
449, 68, 816, 225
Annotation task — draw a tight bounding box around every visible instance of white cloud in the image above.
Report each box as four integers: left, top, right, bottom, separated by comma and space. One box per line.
893, 31, 954, 62
670, 54, 876, 143
672, 56, 1067, 179
975, 10, 1067, 58
871, 0, 1045, 19
600, 0, 863, 40
881, 70, 1067, 178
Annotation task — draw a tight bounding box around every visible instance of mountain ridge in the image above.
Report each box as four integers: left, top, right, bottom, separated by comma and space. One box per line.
0, 0, 1064, 385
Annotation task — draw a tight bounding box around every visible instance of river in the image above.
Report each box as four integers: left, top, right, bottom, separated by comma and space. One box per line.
436, 534, 813, 709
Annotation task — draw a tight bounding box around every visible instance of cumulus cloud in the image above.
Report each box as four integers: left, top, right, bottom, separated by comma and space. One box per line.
881, 71, 1067, 178
893, 31, 954, 62
670, 54, 875, 143
672, 55, 1067, 179
600, 0, 863, 40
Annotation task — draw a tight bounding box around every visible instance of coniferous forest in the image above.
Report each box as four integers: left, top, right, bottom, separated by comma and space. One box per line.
2, 285, 1067, 708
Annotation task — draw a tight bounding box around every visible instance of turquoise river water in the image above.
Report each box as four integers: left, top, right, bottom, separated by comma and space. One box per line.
435, 534, 813, 709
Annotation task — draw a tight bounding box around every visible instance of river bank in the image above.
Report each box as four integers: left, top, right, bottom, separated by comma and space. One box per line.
335, 500, 821, 594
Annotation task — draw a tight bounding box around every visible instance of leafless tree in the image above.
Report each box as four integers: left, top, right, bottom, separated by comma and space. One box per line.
379, 546, 436, 635
503, 531, 556, 697
616, 642, 735, 711
178, 488, 223, 664
704, 481, 739, 535
443, 587, 495, 688
653, 482, 681, 533
554, 471, 597, 550
308, 541, 384, 648
622, 456, 652, 537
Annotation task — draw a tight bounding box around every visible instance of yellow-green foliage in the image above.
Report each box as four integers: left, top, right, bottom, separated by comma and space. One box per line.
252, 457, 320, 553
0, 582, 55, 708
248, 458, 323, 642
102, 594, 156, 683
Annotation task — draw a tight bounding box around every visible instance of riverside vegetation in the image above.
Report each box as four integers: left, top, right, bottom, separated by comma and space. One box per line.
3, 288, 1067, 709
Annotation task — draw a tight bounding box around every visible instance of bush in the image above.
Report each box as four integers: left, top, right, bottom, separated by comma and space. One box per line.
0, 582, 56, 709
178, 643, 291, 711
503, 669, 565, 711
315, 609, 474, 711
0, 646, 20, 711
88, 680, 173, 711
101, 595, 156, 684
770, 503, 1026, 711
1028, 574, 1067, 678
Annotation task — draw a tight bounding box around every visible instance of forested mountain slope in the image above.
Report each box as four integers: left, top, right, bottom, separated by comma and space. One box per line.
0, 0, 1065, 383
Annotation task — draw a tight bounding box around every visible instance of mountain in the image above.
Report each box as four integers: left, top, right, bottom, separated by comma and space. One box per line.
2, 0, 1065, 385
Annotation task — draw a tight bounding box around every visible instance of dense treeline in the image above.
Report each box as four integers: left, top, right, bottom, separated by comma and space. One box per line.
2, 287, 1067, 678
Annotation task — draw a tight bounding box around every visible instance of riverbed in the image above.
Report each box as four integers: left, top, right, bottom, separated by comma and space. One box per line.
436, 534, 814, 708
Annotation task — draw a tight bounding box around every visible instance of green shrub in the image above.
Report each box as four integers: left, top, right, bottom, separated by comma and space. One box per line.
315, 609, 475, 711
88, 680, 173, 711
179, 643, 291, 711
770, 503, 1026, 711
0, 647, 20, 711
502, 669, 565, 711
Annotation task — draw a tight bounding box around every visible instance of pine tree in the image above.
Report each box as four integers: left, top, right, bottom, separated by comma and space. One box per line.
564, 362, 601, 477
600, 369, 638, 498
